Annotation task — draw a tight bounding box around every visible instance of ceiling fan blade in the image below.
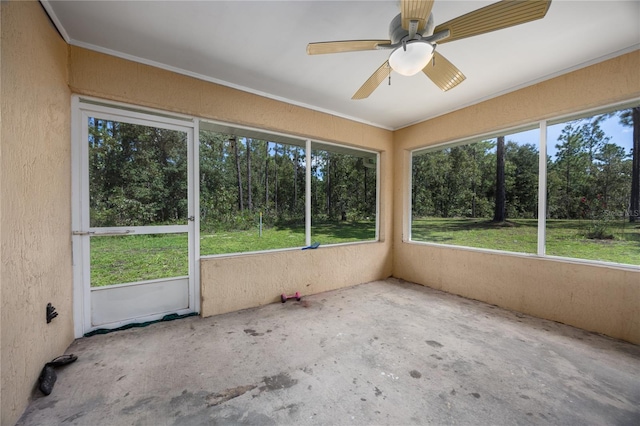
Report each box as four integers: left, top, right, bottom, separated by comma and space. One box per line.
352, 61, 392, 100
422, 52, 466, 91
401, 0, 435, 33
307, 40, 391, 55
434, 0, 552, 44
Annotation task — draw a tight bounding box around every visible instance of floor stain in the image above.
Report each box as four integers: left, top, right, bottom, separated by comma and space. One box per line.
217, 410, 276, 425
409, 370, 422, 379
260, 372, 298, 391
206, 385, 257, 406
170, 390, 208, 408
243, 329, 264, 337
37, 399, 58, 410
374, 387, 383, 397
275, 403, 299, 415
470, 393, 481, 399
121, 397, 155, 414
61, 412, 85, 423
426, 340, 443, 348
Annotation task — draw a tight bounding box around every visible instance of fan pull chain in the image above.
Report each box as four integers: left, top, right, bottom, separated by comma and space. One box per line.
388, 74, 391, 86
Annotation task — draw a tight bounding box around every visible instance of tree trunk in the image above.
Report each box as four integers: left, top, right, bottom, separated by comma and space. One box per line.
325, 154, 331, 217
630, 107, 640, 222
274, 144, 278, 215
232, 137, 243, 212
294, 148, 298, 210
264, 142, 269, 211
364, 165, 368, 209
565, 164, 571, 218
246, 138, 252, 211
471, 148, 477, 218
493, 136, 506, 222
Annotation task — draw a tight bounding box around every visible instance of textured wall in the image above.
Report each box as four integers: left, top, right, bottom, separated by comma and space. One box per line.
201, 241, 392, 316
1, 2, 73, 425
68, 47, 392, 151
68, 46, 394, 320
393, 51, 640, 344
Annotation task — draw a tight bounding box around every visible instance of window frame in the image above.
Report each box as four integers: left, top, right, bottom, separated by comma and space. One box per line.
75, 97, 382, 263
197, 121, 381, 259
407, 99, 640, 271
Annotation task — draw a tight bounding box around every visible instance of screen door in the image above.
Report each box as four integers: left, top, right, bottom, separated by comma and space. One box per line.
72, 100, 198, 335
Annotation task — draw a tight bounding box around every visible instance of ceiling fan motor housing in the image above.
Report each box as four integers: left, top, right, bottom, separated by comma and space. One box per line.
389, 12, 435, 44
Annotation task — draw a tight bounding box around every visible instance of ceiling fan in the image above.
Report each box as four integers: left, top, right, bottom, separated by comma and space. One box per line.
307, 0, 552, 99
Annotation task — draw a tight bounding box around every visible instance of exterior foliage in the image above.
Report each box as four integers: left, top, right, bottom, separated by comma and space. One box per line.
412, 108, 637, 241
89, 118, 188, 227
89, 123, 377, 233
198, 131, 376, 232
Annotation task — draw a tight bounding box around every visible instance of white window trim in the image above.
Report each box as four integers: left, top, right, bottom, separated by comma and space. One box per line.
407, 99, 640, 271
198, 120, 381, 255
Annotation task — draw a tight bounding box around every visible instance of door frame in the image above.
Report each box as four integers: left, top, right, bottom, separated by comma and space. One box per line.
71, 96, 200, 338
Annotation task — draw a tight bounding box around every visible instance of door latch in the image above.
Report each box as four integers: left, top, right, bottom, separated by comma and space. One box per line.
188, 216, 195, 222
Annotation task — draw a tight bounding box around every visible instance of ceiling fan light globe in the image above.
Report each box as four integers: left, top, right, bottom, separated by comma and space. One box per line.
388, 43, 434, 76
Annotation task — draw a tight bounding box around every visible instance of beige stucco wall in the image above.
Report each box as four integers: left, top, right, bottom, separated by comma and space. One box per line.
68, 46, 394, 318
201, 242, 392, 316
393, 51, 640, 344
68, 47, 393, 151
1, 2, 73, 425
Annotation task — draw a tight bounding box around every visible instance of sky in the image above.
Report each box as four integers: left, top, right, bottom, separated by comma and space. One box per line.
511, 113, 633, 159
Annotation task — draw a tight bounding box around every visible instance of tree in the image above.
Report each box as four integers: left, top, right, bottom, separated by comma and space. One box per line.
231, 137, 244, 212
88, 119, 188, 227
553, 122, 590, 218
594, 143, 628, 208
505, 142, 539, 218
620, 107, 640, 222
246, 138, 252, 211
264, 141, 269, 211
580, 115, 609, 169
493, 136, 506, 222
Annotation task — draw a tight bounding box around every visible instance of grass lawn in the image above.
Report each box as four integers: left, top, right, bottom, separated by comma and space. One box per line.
90, 221, 376, 287
91, 218, 638, 287
91, 234, 189, 287
411, 217, 640, 265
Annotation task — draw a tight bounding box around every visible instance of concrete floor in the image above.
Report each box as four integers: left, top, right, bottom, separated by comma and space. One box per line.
17, 279, 640, 426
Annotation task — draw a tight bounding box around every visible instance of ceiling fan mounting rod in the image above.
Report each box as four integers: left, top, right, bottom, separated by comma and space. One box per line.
407, 19, 419, 40
375, 29, 449, 52
375, 38, 428, 51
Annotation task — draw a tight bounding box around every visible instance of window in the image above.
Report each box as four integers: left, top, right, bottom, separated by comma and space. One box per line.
411, 128, 539, 254
311, 142, 378, 245
87, 116, 190, 287
410, 102, 640, 268
199, 122, 379, 256
89, 117, 188, 227
546, 107, 639, 265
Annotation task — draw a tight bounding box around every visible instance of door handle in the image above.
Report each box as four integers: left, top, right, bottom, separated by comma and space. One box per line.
72, 230, 134, 236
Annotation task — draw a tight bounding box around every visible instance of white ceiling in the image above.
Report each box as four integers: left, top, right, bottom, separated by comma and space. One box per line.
42, 1, 639, 130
